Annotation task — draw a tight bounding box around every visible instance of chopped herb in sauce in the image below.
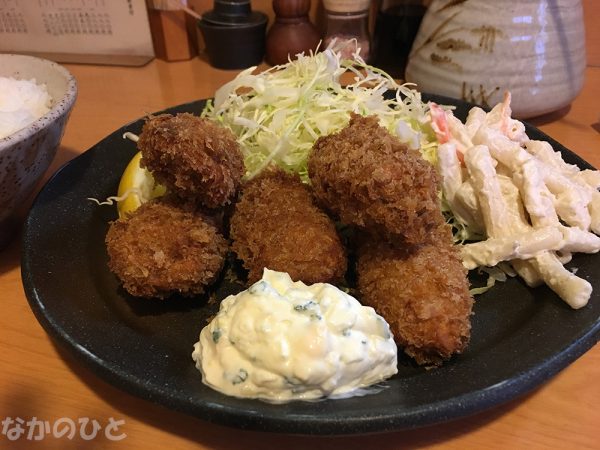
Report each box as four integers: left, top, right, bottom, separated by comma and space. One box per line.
293, 300, 316, 312
231, 369, 248, 385
249, 280, 268, 295
284, 376, 301, 386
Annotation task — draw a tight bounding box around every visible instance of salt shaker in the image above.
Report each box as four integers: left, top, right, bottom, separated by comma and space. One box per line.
266, 0, 321, 66
322, 0, 371, 61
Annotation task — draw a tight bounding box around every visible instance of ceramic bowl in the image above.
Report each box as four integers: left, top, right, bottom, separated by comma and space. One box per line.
0, 54, 77, 249
405, 0, 585, 118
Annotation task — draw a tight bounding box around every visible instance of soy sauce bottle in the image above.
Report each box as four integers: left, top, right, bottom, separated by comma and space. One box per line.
374, 0, 427, 79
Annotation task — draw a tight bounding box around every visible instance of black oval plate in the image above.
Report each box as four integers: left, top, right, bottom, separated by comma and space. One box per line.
21, 96, 600, 435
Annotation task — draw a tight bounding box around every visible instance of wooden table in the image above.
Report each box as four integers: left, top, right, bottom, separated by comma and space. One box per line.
1, 58, 599, 449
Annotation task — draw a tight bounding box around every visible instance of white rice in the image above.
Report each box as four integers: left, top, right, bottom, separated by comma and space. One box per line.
0, 76, 52, 139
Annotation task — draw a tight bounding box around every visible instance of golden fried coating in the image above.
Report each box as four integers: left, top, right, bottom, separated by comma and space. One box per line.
106, 201, 228, 298
159, 193, 226, 233
308, 113, 444, 246
357, 230, 473, 366
138, 113, 244, 209
230, 169, 347, 284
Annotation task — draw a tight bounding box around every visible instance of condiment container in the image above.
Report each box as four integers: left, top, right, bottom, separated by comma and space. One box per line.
405, 0, 586, 118
147, 0, 197, 61
322, 0, 371, 61
266, 0, 321, 66
198, 0, 268, 69
373, 0, 427, 78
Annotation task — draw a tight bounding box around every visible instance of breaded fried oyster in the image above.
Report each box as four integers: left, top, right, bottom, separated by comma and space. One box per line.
230, 169, 347, 284
138, 113, 244, 209
106, 201, 228, 298
308, 113, 443, 246
357, 232, 473, 366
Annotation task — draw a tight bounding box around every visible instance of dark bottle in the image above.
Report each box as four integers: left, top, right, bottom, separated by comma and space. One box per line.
266, 0, 321, 66
199, 0, 268, 70
374, 0, 427, 78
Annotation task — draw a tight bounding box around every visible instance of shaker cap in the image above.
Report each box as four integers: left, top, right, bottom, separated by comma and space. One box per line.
202, 0, 265, 26
323, 0, 370, 13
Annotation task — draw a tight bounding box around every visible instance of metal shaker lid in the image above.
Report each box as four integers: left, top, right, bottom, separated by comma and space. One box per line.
323, 0, 371, 13
202, 0, 265, 26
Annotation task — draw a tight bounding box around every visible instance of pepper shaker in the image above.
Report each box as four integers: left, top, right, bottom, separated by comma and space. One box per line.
266, 0, 321, 66
323, 0, 371, 61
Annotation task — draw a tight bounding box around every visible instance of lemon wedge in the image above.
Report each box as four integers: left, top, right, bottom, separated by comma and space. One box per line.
117, 151, 166, 217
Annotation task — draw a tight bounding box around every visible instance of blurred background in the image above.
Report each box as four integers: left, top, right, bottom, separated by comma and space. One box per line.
1, 0, 597, 74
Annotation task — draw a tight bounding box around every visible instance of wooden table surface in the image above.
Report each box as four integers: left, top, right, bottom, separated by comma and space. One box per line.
1, 57, 599, 450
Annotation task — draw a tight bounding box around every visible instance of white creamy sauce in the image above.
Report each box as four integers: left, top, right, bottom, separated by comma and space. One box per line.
0, 76, 52, 139
192, 269, 398, 403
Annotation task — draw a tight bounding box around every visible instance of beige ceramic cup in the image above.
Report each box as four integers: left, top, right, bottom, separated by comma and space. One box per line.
405, 0, 586, 118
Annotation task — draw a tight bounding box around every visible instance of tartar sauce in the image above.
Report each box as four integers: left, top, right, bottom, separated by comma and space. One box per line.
192, 269, 398, 402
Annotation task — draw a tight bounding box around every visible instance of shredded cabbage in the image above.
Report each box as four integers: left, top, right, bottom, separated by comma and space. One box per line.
443, 206, 486, 244
202, 45, 436, 182
469, 264, 515, 295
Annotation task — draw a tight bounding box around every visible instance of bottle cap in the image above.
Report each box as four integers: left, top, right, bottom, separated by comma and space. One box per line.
202, 0, 257, 25
323, 0, 370, 13
214, 0, 251, 17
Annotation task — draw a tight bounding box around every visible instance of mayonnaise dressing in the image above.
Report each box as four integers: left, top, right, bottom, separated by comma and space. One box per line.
192, 269, 398, 402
